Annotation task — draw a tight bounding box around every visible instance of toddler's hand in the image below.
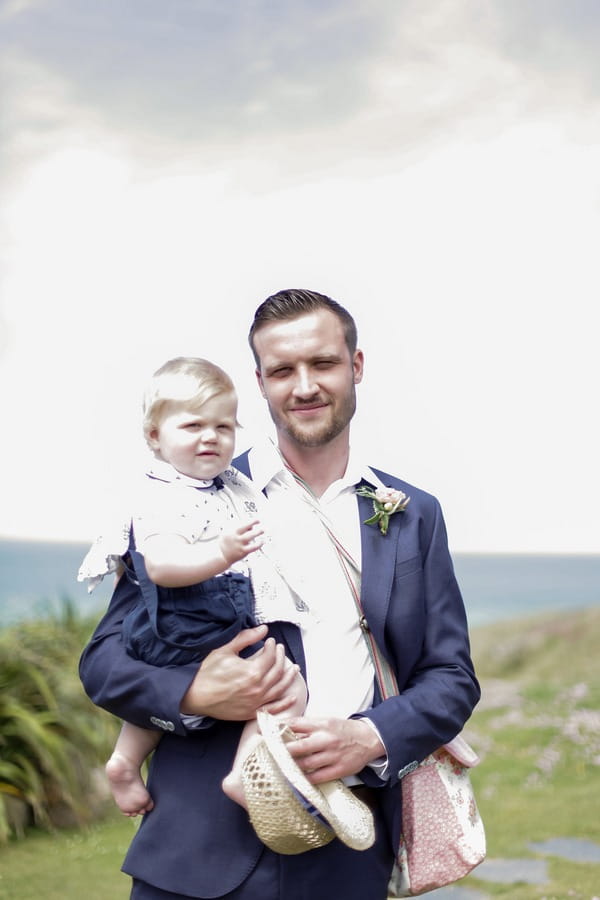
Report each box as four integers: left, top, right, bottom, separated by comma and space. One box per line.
220, 519, 264, 565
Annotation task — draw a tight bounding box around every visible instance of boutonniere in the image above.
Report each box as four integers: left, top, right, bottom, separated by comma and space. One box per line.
356, 485, 410, 535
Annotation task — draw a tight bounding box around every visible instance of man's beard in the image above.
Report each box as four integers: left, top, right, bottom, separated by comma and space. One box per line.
270, 385, 357, 448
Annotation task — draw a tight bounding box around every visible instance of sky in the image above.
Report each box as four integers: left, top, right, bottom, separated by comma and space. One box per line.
0, 0, 598, 554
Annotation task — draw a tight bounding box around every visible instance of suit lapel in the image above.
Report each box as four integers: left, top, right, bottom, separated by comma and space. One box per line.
357, 490, 398, 658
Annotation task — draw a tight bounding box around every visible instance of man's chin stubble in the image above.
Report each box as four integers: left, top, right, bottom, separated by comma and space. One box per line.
283, 418, 347, 448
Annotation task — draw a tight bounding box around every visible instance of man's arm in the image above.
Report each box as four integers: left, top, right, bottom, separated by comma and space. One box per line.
79, 574, 298, 733
283, 492, 480, 785
79, 573, 196, 734
356, 492, 480, 782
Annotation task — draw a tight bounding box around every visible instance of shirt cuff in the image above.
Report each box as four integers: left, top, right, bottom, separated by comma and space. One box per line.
360, 716, 390, 781
180, 713, 208, 730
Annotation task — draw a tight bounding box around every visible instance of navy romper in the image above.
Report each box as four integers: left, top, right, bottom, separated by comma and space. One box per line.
121, 530, 260, 668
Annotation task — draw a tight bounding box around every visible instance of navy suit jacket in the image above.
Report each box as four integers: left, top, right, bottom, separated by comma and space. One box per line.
79, 459, 480, 897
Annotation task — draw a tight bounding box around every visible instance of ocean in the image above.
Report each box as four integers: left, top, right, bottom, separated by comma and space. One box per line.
0, 539, 116, 628
0, 538, 598, 630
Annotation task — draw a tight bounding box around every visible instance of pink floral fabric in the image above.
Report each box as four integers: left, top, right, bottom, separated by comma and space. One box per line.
388, 749, 486, 897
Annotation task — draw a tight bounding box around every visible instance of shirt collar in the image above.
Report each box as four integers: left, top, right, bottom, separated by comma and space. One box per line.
145, 456, 218, 490
247, 437, 387, 495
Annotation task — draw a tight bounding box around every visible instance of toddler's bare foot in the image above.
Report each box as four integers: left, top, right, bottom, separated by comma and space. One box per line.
106, 752, 154, 817
222, 770, 248, 810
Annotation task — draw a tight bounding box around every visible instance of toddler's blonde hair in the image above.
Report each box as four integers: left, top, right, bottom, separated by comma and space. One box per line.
142, 357, 236, 446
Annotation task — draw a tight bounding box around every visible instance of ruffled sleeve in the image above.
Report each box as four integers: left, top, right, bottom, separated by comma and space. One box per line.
77, 519, 130, 593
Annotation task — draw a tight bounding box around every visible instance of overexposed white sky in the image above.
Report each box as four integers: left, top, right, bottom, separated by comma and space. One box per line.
1, 0, 598, 553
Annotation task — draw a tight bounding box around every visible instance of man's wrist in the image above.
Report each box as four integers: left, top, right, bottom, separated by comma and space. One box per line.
181, 712, 213, 730
353, 715, 388, 767
180, 669, 208, 717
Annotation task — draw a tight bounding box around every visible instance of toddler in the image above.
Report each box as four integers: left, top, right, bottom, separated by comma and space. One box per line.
79, 357, 308, 816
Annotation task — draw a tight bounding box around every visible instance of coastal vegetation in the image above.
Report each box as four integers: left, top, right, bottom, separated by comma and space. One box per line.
466, 605, 600, 897
0, 604, 599, 898
0, 600, 118, 842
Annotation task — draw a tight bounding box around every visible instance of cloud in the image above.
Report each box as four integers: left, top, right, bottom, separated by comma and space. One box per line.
1, 0, 599, 551
3, 0, 600, 188
0, 0, 385, 147
491, 0, 600, 82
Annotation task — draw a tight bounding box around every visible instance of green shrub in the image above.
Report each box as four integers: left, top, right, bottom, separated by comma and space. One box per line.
0, 600, 119, 841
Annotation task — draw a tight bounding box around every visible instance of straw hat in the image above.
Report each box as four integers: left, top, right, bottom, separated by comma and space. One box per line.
241, 710, 376, 855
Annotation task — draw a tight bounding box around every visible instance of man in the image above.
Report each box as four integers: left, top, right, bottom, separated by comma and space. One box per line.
79, 289, 480, 900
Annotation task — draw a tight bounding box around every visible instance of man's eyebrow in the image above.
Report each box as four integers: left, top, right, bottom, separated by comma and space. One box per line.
262, 360, 290, 375
264, 353, 343, 374
309, 353, 344, 365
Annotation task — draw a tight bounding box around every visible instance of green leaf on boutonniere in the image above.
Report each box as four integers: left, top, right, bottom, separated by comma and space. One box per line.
356, 485, 410, 535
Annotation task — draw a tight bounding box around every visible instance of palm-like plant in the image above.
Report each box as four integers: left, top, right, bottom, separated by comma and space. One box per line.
0, 600, 119, 840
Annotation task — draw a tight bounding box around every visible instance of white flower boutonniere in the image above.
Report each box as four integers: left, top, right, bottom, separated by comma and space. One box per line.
356, 485, 410, 535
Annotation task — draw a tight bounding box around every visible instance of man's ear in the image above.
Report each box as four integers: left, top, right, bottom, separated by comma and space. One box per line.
353, 349, 364, 385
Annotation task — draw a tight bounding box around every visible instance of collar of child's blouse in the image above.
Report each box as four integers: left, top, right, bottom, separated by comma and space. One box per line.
246, 437, 387, 497
145, 456, 220, 490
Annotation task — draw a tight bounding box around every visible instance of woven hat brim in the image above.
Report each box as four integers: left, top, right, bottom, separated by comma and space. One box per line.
242, 738, 336, 854
250, 710, 375, 852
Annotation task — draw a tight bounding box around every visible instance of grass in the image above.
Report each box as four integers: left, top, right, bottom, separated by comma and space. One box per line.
0, 811, 134, 900
1, 607, 599, 899
460, 605, 600, 899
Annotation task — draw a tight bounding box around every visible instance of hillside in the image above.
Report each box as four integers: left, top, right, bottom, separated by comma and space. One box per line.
0, 606, 599, 899
463, 606, 600, 897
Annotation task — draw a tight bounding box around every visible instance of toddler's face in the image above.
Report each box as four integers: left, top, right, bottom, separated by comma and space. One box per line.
148, 391, 237, 481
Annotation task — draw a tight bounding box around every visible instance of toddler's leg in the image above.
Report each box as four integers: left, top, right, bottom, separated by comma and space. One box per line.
222, 660, 307, 808
106, 722, 161, 816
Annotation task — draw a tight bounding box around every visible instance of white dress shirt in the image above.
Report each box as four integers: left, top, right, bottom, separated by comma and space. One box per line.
248, 439, 388, 721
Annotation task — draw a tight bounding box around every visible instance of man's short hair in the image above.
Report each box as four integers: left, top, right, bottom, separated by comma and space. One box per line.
248, 289, 358, 365
142, 357, 236, 445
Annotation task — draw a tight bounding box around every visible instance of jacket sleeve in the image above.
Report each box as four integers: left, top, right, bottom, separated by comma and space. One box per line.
358, 489, 480, 786
79, 574, 199, 736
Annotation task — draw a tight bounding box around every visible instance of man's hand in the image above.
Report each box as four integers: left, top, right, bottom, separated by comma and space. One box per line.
180, 626, 299, 720
283, 716, 385, 784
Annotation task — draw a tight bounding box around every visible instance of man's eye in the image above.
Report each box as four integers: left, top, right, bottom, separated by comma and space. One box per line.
271, 367, 292, 377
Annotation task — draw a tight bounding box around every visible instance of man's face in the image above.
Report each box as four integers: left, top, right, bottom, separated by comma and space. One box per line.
253, 309, 363, 449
